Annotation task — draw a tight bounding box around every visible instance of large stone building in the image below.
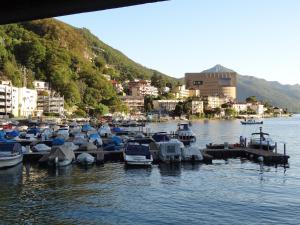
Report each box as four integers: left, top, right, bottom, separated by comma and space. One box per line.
185, 64, 237, 100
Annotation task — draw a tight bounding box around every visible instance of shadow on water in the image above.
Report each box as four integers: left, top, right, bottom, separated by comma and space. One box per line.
0, 163, 23, 187
158, 163, 181, 177
46, 164, 73, 177
181, 162, 202, 171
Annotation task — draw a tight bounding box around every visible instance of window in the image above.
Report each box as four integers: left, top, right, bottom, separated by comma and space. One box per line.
193, 81, 203, 85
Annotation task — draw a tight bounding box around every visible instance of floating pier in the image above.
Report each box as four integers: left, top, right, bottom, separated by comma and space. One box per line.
23, 146, 288, 165
203, 147, 289, 164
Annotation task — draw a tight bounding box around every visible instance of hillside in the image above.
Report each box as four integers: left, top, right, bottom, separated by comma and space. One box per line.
0, 18, 177, 114
237, 75, 300, 112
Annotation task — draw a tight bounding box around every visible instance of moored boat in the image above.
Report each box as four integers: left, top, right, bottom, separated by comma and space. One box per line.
241, 119, 263, 125
249, 127, 276, 151
159, 139, 183, 163
0, 143, 23, 169
124, 139, 153, 166
175, 123, 196, 145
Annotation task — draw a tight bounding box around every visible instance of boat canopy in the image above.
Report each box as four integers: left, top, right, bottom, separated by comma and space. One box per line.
152, 132, 170, 142
0, 142, 22, 153
82, 124, 93, 132
48, 146, 75, 162
125, 144, 150, 156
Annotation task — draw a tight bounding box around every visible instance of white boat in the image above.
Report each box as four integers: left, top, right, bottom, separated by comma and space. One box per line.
98, 124, 112, 137
0, 143, 23, 169
241, 119, 263, 125
47, 146, 75, 167
249, 127, 276, 151
77, 153, 95, 165
124, 139, 154, 166
175, 123, 196, 145
159, 139, 183, 163
32, 143, 51, 152
181, 146, 203, 162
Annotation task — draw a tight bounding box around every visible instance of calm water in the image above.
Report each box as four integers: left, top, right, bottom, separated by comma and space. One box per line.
1, 116, 300, 225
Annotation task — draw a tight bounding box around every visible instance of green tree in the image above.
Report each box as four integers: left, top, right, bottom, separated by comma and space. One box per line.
246, 96, 258, 103
14, 39, 46, 70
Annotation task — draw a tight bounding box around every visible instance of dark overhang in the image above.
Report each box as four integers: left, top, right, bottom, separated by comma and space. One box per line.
0, 0, 167, 25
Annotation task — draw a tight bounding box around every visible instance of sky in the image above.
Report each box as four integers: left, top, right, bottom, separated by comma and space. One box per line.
58, 0, 300, 85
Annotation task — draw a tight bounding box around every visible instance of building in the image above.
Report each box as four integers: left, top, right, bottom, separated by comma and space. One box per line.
185, 64, 237, 100
232, 103, 248, 113
17, 87, 37, 117
152, 100, 180, 113
37, 95, 64, 115
111, 80, 124, 94
173, 84, 190, 99
191, 101, 204, 114
0, 83, 12, 115
33, 80, 50, 91
120, 96, 144, 113
189, 88, 200, 98
129, 80, 158, 97
249, 104, 264, 115
202, 96, 226, 110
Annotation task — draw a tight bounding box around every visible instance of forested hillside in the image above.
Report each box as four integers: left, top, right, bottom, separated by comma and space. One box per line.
0, 18, 176, 114
237, 75, 300, 112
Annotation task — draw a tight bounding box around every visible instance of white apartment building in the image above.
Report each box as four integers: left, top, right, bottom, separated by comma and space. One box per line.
33, 80, 50, 91
202, 96, 226, 109
232, 103, 248, 113
0, 83, 12, 115
37, 95, 64, 115
153, 100, 180, 112
17, 87, 37, 117
249, 104, 264, 115
173, 85, 190, 99
130, 80, 158, 97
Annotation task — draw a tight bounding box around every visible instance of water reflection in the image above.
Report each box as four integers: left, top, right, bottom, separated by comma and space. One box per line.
182, 162, 202, 171
0, 163, 23, 188
158, 163, 181, 177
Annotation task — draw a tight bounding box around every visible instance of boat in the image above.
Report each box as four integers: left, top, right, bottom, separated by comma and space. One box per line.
152, 132, 170, 142
98, 123, 112, 137
241, 119, 263, 125
159, 139, 183, 163
124, 139, 153, 166
175, 123, 196, 145
181, 146, 203, 162
47, 146, 75, 167
249, 127, 276, 151
77, 152, 95, 165
32, 143, 51, 152
0, 143, 23, 169
206, 142, 233, 149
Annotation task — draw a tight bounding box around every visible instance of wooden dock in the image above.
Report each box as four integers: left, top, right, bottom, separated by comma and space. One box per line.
203, 147, 289, 164
23, 150, 124, 164
23, 147, 289, 165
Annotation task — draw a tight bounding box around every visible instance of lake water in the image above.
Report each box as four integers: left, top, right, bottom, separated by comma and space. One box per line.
1, 116, 300, 225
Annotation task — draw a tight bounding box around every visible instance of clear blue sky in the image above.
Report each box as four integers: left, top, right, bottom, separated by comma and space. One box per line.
58, 0, 300, 85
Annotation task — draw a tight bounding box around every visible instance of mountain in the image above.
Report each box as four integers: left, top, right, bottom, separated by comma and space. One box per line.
0, 18, 177, 114
237, 75, 300, 112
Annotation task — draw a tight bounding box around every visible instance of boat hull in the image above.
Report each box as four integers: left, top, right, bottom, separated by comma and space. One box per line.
241, 121, 263, 125
124, 155, 153, 166
0, 154, 23, 169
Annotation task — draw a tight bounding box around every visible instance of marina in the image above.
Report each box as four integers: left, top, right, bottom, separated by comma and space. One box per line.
0, 116, 299, 225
